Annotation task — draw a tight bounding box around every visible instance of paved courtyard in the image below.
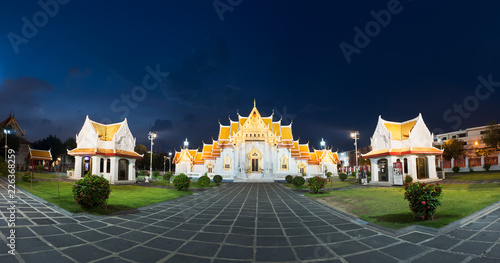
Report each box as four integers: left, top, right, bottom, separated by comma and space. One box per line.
1, 179, 500, 263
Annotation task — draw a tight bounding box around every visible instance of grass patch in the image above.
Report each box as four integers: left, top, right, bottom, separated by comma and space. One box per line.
16, 178, 192, 215
446, 172, 500, 181
306, 183, 500, 229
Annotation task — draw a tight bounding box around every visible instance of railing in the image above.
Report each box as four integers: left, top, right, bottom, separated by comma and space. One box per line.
454, 158, 466, 168
443, 160, 451, 169
469, 158, 481, 167
485, 157, 498, 165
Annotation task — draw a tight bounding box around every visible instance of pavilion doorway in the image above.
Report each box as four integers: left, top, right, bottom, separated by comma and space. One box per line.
118, 159, 129, 180
416, 157, 428, 179
378, 159, 388, 181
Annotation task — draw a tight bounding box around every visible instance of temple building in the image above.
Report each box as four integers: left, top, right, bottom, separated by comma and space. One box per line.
28, 147, 52, 171
1, 114, 31, 166
362, 114, 443, 184
173, 102, 340, 182
68, 116, 143, 184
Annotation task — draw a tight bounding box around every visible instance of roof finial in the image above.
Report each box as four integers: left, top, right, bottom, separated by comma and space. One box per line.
254, 99, 256, 108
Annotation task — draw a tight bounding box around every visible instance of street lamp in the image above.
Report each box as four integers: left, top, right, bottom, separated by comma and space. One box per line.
183, 138, 189, 149
350, 131, 359, 178
147, 131, 157, 183
320, 138, 325, 149
168, 151, 172, 173
4, 129, 11, 162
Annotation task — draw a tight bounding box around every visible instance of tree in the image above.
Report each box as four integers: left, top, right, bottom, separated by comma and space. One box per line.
481, 122, 500, 151
32, 135, 64, 161
0, 134, 20, 160
134, 144, 147, 170
443, 138, 465, 160
64, 137, 77, 162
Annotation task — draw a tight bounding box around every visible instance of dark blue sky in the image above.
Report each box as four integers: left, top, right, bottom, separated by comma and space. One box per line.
1, 0, 499, 152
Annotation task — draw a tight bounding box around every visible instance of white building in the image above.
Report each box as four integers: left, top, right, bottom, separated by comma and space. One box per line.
173, 103, 340, 181
68, 116, 143, 184
363, 114, 443, 184
434, 125, 496, 157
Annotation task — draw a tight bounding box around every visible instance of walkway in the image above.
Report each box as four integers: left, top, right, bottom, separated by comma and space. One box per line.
1, 180, 499, 262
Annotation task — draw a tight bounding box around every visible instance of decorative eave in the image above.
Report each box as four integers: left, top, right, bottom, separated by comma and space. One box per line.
363, 147, 443, 159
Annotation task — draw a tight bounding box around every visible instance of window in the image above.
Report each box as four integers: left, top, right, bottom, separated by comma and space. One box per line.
403, 158, 408, 174
224, 155, 231, 170
480, 130, 488, 135
280, 155, 288, 170
458, 133, 466, 138
100, 158, 104, 173
207, 162, 214, 173
106, 159, 110, 173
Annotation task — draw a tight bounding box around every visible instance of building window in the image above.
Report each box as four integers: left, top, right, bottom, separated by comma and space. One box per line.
458, 133, 466, 138
403, 158, 408, 174
106, 159, 111, 173
207, 162, 214, 173
480, 130, 488, 135
280, 155, 288, 170
224, 155, 231, 170
100, 158, 104, 173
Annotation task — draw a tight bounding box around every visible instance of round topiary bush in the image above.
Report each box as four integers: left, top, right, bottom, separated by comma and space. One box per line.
351, 171, 356, 178
163, 172, 173, 180
339, 173, 348, 181
452, 166, 460, 173
22, 173, 34, 182
483, 163, 491, 172
213, 175, 223, 185
198, 175, 210, 187
326, 171, 332, 178
404, 182, 443, 220
285, 175, 293, 183
308, 176, 326, 194
72, 174, 111, 208
152, 171, 160, 178
292, 176, 305, 187
173, 173, 191, 191
405, 175, 413, 184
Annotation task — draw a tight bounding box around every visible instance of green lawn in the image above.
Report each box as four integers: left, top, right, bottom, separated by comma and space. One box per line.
16, 177, 192, 215
446, 172, 500, 181
306, 183, 500, 229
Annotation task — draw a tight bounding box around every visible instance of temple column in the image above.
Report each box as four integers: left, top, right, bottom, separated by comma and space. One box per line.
371, 158, 379, 181
74, 156, 82, 179
128, 159, 136, 180
91, 156, 100, 175
427, 155, 437, 179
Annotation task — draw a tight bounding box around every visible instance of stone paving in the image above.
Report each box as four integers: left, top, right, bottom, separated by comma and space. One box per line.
0, 178, 499, 262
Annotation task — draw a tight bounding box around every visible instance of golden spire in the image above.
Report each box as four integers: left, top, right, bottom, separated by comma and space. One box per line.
254, 99, 256, 108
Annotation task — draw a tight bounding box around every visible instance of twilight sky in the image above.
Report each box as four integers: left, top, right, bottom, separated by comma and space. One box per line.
1, 0, 500, 153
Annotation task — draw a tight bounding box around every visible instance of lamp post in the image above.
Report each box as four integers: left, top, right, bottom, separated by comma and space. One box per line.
147, 131, 157, 183
3, 129, 11, 162
168, 151, 172, 173
184, 138, 189, 149
320, 138, 326, 176
350, 131, 359, 179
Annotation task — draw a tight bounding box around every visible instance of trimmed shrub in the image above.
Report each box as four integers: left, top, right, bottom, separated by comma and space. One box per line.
405, 175, 413, 184
326, 171, 332, 178
452, 166, 460, 173
140, 170, 147, 176
36, 165, 44, 173
198, 175, 210, 187
308, 176, 326, 194
152, 171, 160, 178
351, 171, 356, 178
404, 182, 443, 221
173, 173, 190, 191
163, 172, 173, 180
339, 173, 348, 181
367, 171, 371, 177
72, 174, 111, 208
292, 176, 305, 187
213, 175, 223, 185
483, 163, 491, 172
22, 173, 34, 182
285, 175, 293, 183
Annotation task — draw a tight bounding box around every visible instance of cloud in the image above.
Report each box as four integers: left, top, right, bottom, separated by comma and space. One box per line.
151, 118, 173, 131
0, 77, 53, 107
66, 66, 92, 86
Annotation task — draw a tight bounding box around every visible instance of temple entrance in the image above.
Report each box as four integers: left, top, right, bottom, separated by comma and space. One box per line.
118, 159, 129, 180
82, 156, 91, 177
251, 159, 259, 172
247, 147, 262, 173
416, 157, 428, 179
378, 159, 388, 181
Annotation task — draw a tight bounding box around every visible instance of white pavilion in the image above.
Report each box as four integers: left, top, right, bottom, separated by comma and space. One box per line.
68, 116, 143, 184
362, 114, 443, 184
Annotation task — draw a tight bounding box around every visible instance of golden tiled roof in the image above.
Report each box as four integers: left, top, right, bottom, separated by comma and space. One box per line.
91, 121, 121, 141
68, 148, 142, 158
29, 148, 52, 160
219, 126, 230, 140
272, 123, 281, 136
239, 117, 247, 126
363, 147, 443, 158
383, 120, 417, 141
281, 126, 292, 140
262, 118, 272, 128
230, 122, 239, 135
